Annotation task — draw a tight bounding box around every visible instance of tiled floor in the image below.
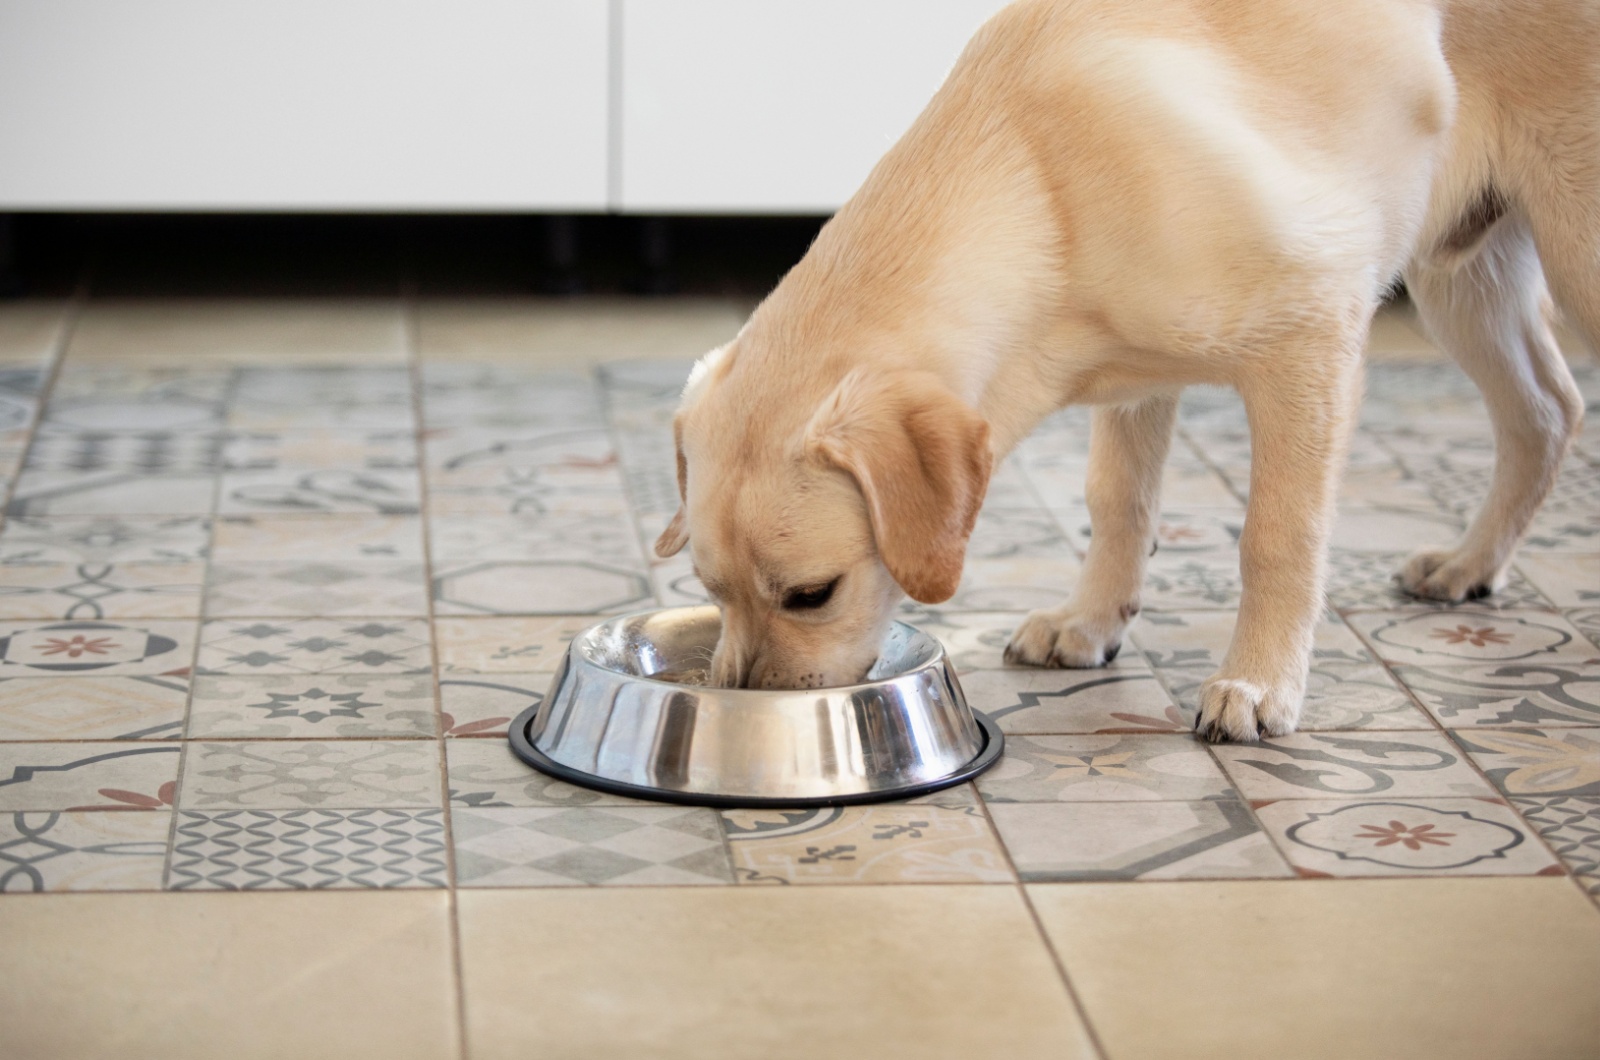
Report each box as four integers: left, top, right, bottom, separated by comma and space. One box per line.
3, 296, 1600, 1058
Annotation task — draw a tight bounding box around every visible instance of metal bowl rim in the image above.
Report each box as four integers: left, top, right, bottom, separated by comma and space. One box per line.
506, 701, 1005, 809
569, 606, 948, 696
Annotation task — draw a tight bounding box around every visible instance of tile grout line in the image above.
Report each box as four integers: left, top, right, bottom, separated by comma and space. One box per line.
402, 284, 473, 1060
968, 786, 1112, 1060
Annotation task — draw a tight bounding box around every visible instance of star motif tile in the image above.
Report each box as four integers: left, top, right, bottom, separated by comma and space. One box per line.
197, 618, 432, 674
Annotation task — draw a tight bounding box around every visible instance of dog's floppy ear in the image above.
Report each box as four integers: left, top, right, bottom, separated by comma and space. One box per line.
653, 416, 690, 558
806, 370, 992, 603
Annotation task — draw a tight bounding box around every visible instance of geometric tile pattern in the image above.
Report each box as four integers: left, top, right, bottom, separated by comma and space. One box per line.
1512, 796, 1600, 898
168, 809, 447, 889
453, 806, 733, 886
196, 618, 432, 674
0, 809, 171, 892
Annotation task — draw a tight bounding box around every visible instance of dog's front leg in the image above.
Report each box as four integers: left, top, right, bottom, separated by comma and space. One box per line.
1007, 394, 1178, 667
1195, 351, 1362, 741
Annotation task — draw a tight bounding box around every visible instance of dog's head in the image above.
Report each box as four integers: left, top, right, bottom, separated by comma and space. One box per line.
654, 343, 992, 689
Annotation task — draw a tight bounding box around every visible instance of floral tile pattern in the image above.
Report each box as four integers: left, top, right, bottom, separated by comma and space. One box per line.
1254, 798, 1559, 878
178, 741, 441, 809
205, 562, 429, 617
1450, 728, 1600, 796
1210, 732, 1496, 799
0, 515, 211, 565
4, 325, 1598, 924
976, 734, 1235, 802
960, 665, 1187, 735
0, 677, 188, 740
0, 810, 171, 892
168, 809, 447, 889
985, 799, 1291, 881
0, 742, 180, 810
197, 618, 432, 674
187, 674, 437, 738
0, 562, 205, 619
721, 805, 1012, 885
434, 615, 588, 674
453, 806, 733, 886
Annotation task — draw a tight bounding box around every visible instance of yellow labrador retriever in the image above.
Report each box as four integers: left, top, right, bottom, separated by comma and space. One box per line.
655, 0, 1597, 741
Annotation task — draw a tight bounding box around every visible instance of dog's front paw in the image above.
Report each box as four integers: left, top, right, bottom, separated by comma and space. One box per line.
1396, 548, 1504, 603
1195, 675, 1301, 743
1004, 606, 1128, 668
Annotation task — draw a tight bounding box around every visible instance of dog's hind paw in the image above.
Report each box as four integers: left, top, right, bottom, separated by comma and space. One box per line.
1395, 548, 1504, 603
1194, 676, 1301, 743
1004, 606, 1127, 669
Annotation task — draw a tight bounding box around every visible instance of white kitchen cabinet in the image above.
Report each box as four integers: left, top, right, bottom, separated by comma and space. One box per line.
0, 0, 610, 210
617, 0, 1013, 213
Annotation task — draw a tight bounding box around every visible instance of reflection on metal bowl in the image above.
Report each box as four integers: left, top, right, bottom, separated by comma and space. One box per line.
507, 606, 1002, 807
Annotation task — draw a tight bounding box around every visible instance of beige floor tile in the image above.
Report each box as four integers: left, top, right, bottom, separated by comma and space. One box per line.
457, 885, 1094, 1060
1028, 877, 1600, 1060
0, 300, 68, 366
0, 891, 457, 1060
415, 296, 747, 365
66, 298, 407, 365
434, 615, 589, 674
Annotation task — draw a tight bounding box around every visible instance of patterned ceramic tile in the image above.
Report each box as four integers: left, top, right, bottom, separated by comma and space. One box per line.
1055, 508, 1244, 558
47, 366, 233, 404
427, 513, 644, 565
188, 674, 436, 738
895, 611, 1026, 673
1511, 796, 1600, 898
1023, 450, 1241, 510
168, 809, 447, 890
1328, 507, 1467, 552
453, 806, 733, 886
422, 367, 604, 429
0, 676, 188, 740
1326, 550, 1551, 612
439, 676, 544, 738
232, 367, 412, 408
1519, 509, 1600, 552
24, 431, 226, 473
985, 799, 1290, 881
432, 559, 652, 616
6, 472, 218, 517
423, 425, 615, 471
205, 562, 429, 617
1516, 555, 1600, 608
210, 514, 424, 562
1254, 797, 1559, 878
1211, 732, 1496, 799
446, 737, 649, 808
221, 430, 417, 471
217, 468, 421, 516
941, 557, 1085, 613
1346, 610, 1595, 667
0, 743, 180, 810
0, 515, 211, 565
1138, 552, 1243, 610
1133, 612, 1431, 730
0, 562, 204, 619
427, 474, 630, 517
1451, 728, 1600, 796
0, 620, 195, 676
960, 665, 1185, 735
650, 555, 709, 608
197, 618, 431, 674
179, 741, 442, 809
722, 805, 1012, 885
434, 615, 587, 674
38, 393, 226, 433
976, 734, 1233, 802
1391, 662, 1600, 727
0, 810, 170, 892
1569, 607, 1600, 652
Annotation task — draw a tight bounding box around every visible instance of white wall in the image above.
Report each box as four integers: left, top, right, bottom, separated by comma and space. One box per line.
0, 0, 610, 210
618, 0, 1011, 213
0, 1, 1014, 213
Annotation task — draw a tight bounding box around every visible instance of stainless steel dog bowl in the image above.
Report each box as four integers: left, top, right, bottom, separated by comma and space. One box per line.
508, 606, 1002, 806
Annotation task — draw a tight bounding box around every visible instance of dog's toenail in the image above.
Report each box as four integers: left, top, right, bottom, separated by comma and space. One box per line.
1467, 584, 1491, 600
1103, 642, 1121, 663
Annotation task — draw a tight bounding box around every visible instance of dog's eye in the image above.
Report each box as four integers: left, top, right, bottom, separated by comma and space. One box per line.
782, 578, 840, 611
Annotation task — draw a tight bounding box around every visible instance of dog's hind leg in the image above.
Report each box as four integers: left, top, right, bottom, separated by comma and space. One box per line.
1006, 393, 1178, 668
1397, 216, 1582, 600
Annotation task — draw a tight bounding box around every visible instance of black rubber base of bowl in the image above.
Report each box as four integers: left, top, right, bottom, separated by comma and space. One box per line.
506, 704, 1005, 809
